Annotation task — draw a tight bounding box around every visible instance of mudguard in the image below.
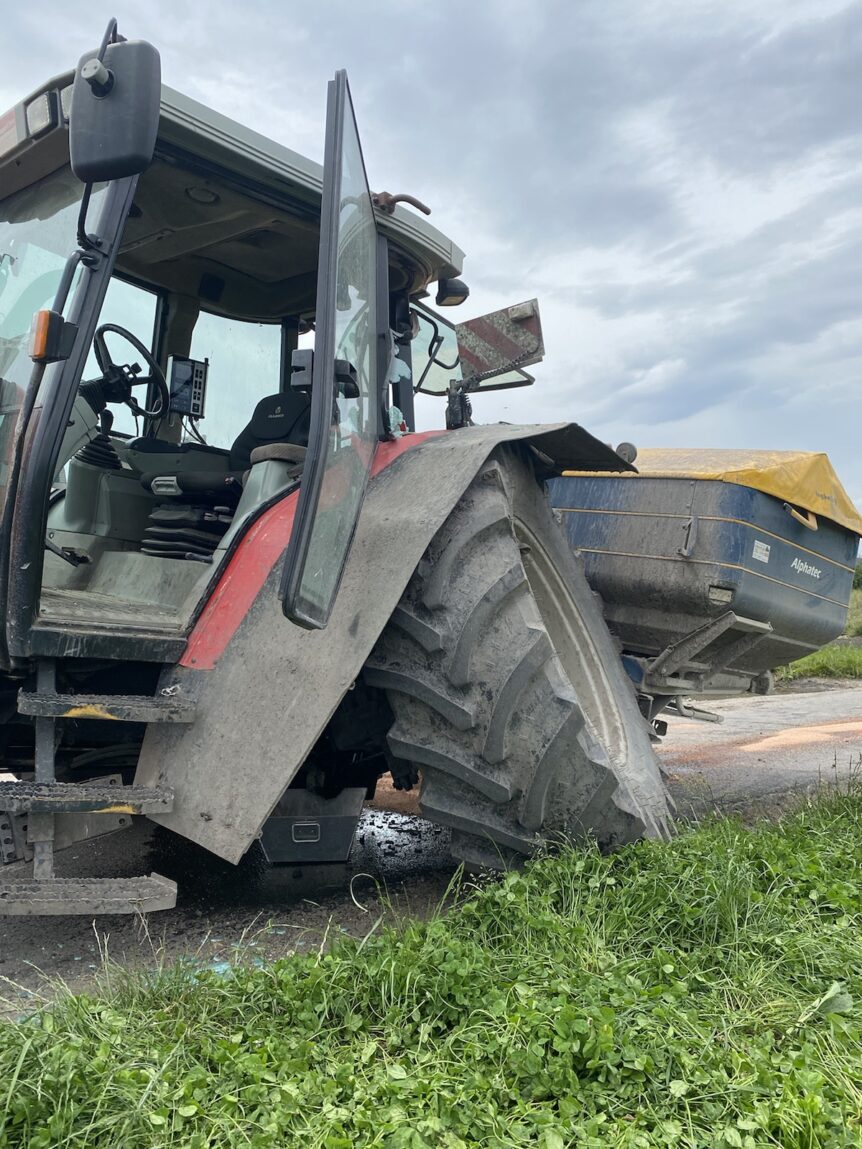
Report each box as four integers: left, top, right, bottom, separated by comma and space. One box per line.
136, 422, 630, 863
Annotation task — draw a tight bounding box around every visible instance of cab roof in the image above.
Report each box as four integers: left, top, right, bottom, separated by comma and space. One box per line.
4, 71, 464, 320
157, 84, 464, 284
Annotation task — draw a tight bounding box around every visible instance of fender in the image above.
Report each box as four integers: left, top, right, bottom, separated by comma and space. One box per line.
136, 421, 630, 862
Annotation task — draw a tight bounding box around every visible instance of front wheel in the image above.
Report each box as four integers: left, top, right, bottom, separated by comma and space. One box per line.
364, 447, 672, 867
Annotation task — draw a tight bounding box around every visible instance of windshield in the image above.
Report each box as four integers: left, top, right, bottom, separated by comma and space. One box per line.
0, 166, 100, 496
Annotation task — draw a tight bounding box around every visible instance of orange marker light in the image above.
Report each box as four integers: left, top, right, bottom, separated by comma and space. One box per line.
29, 310, 55, 362
28, 309, 75, 364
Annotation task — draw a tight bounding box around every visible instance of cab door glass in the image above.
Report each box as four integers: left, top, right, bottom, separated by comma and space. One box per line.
280, 72, 380, 629
83, 276, 158, 437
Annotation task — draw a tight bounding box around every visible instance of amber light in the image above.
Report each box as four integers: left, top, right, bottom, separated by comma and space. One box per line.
29, 310, 54, 362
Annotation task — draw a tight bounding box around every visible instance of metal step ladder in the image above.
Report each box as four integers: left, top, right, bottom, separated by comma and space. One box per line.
0, 659, 193, 916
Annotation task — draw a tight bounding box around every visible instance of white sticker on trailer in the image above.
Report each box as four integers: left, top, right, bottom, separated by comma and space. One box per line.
752, 540, 770, 563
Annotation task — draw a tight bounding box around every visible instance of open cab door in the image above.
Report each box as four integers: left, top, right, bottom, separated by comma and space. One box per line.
281, 72, 381, 629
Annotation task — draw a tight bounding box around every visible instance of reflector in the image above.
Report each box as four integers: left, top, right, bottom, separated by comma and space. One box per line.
0, 106, 21, 158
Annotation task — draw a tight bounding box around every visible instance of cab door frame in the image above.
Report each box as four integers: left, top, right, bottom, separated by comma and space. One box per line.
4, 174, 140, 666
280, 71, 387, 630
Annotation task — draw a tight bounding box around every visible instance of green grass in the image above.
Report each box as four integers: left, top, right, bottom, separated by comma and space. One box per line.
847, 586, 862, 638
778, 644, 862, 680
776, 587, 862, 679
5, 796, 862, 1147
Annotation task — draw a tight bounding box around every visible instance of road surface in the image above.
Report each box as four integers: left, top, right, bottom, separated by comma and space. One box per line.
1, 682, 860, 1010
659, 682, 862, 819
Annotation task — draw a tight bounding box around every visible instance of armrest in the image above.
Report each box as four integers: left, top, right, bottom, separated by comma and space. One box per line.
249, 443, 307, 466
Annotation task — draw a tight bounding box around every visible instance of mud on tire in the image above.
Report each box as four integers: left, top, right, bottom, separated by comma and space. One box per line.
364, 447, 673, 868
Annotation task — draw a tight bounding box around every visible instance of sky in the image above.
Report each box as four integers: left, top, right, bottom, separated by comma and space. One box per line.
5, 0, 862, 506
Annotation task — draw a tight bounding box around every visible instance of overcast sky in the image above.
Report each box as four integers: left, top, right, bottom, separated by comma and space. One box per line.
6, 1, 862, 505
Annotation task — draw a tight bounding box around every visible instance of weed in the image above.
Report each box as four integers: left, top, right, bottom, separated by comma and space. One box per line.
778, 644, 862, 680
3, 795, 862, 1146
847, 587, 862, 637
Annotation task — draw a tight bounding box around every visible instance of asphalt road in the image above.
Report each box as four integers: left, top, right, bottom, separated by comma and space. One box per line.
659, 681, 862, 819
1, 681, 860, 1011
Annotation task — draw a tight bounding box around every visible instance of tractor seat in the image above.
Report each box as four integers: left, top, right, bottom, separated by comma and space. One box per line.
138, 391, 310, 560
138, 391, 311, 501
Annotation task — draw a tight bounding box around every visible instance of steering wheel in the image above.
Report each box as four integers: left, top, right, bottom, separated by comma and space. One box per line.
92, 323, 170, 420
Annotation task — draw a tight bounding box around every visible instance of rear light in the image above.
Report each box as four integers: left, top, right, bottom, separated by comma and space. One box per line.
24, 93, 54, 138
0, 90, 59, 162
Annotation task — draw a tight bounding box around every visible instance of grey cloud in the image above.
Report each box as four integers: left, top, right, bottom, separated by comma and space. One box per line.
4, 0, 862, 512
663, 4, 862, 171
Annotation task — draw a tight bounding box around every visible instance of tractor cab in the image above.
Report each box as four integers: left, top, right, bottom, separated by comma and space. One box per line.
0, 26, 570, 916
0, 35, 544, 669
0, 32, 479, 667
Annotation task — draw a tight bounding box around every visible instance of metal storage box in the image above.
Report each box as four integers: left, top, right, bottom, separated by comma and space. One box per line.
547, 449, 861, 695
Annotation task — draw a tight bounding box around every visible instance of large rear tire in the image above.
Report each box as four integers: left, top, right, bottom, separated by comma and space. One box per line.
364, 448, 672, 867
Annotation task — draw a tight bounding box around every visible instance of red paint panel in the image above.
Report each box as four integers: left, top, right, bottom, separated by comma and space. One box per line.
181, 430, 445, 670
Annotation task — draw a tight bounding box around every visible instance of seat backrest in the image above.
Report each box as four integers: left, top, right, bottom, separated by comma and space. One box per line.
229, 392, 311, 472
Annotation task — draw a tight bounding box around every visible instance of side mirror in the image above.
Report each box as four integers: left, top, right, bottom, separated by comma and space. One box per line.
69, 38, 161, 183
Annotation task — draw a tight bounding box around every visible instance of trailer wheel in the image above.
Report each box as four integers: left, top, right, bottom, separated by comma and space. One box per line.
364, 447, 672, 868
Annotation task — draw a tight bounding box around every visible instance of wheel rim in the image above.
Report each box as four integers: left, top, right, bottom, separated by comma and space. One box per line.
514, 518, 630, 769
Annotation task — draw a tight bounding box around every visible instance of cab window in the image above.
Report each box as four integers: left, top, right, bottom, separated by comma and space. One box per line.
189, 312, 282, 449
84, 277, 159, 436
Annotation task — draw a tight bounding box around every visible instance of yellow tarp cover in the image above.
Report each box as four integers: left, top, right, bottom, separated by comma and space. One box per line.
566, 449, 862, 536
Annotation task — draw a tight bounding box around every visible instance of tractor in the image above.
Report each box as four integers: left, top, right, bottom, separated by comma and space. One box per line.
0, 20, 724, 916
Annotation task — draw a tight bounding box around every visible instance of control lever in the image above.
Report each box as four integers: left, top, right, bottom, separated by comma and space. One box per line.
45, 537, 90, 567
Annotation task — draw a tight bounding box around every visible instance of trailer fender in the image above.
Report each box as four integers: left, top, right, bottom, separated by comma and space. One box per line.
136, 422, 630, 862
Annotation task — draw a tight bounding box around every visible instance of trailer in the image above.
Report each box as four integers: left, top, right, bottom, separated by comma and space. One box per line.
549, 448, 862, 725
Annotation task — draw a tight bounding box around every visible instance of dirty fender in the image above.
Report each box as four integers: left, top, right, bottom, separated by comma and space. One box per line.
136, 422, 628, 862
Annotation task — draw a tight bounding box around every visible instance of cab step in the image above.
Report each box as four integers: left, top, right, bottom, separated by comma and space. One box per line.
17, 690, 196, 723
1, 663, 186, 914
0, 873, 177, 915
0, 781, 173, 815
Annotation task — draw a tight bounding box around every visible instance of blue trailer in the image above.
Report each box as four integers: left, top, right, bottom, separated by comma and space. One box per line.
548, 449, 862, 723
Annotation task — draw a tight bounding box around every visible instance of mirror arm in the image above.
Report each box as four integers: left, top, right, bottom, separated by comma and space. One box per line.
49, 250, 92, 319
97, 17, 120, 57
76, 185, 103, 254
78, 20, 121, 106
